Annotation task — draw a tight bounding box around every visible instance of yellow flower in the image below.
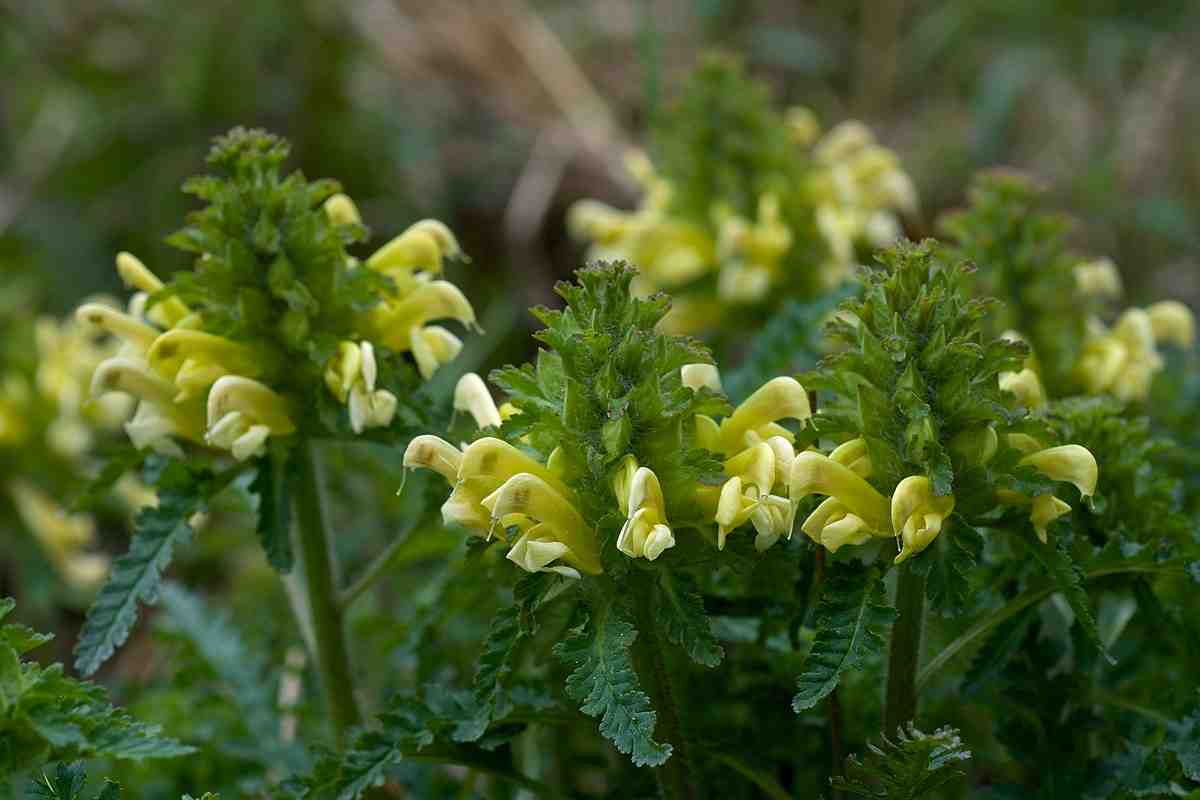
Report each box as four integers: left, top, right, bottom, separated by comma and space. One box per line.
1147, 300, 1195, 348
364, 280, 477, 365
205, 376, 296, 461
366, 219, 463, 279
115, 251, 190, 327
323, 341, 397, 434
403, 434, 463, 483
323, 193, 362, 226
711, 376, 811, 454
1074, 258, 1123, 299
998, 443, 1099, 542
91, 358, 205, 456
999, 368, 1045, 410
890, 476, 955, 564
616, 466, 675, 561
482, 473, 601, 577
785, 106, 820, 147
453, 373, 502, 430
10, 481, 108, 591
1077, 309, 1172, 401
790, 449, 891, 551
713, 476, 761, 549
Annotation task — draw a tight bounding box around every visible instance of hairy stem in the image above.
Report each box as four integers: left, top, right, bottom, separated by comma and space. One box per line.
635, 587, 699, 800
293, 439, 361, 745
884, 563, 926, 734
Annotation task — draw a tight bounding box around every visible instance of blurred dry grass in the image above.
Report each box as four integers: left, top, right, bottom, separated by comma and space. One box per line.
4, 0, 1200, 319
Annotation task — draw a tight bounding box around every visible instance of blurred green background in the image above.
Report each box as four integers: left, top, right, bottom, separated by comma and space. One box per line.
6, 0, 1200, 337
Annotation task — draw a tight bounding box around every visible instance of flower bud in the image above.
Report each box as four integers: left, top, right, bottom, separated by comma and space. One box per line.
681, 363, 723, 394
999, 367, 1045, 409
1074, 258, 1122, 299
1147, 300, 1194, 348
323, 193, 362, 226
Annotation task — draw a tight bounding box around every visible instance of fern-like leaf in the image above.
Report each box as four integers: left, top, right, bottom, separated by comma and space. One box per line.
552, 596, 672, 767
248, 443, 294, 572
793, 566, 896, 712
1029, 536, 1113, 663
655, 572, 723, 668
74, 459, 238, 676
832, 724, 971, 798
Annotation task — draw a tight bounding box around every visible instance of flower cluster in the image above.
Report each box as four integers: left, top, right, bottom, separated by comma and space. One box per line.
567, 56, 914, 333
0, 302, 135, 591
803, 240, 1099, 560
77, 128, 476, 462
942, 170, 1195, 402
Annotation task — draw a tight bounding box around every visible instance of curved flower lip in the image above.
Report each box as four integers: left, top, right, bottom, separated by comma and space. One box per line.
454, 373, 502, 429
617, 467, 675, 561
1019, 444, 1098, 498
718, 376, 811, 452
75, 303, 160, 351
714, 476, 759, 549
801, 497, 872, 553
1030, 494, 1071, 543
371, 281, 478, 351
206, 375, 295, 434
507, 525, 583, 579
412, 325, 463, 380
91, 357, 178, 406
481, 473, 601, 575
147, 329, 264, 380
724, 441, 776, 494
403, 435, 464, 483
890, 475, 955, 564
789, 450, 890, 533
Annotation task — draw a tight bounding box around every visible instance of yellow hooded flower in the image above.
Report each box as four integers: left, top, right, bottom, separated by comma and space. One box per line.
1078, 309, 1163, 401
366, 219, 463, 280
323, 341, 397, 434
91, 358, 206, 456
482, 473, 601, 577
998, 443, 1099, 542
616, 466, 676, 561
365, 280, 477, 363
790, 449, 891, 552
999, 368, 1045, 410
114, 251, 190, 328
710, 376, 811, 454
205, 375, 296, 461
890, 476, 955, 564
453, 373, 502, 430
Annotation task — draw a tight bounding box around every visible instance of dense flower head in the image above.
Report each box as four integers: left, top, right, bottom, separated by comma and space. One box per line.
805, 239, 1099, 559
77, 127, 477, 461
406, 262, 827, 576
942, 170, 1194, 401
568, 56, 914, 333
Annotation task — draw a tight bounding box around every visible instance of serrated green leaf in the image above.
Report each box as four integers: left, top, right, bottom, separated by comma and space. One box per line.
793, 566, 896, 712
74, 460, 234, 676
1029, 537, 1113, 663
553, 596, 672, 767
249, 444, 294, 572
655, 572, 723, 668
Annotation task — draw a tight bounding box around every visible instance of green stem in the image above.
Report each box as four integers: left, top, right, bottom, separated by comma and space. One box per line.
634, 587, 699, 800
293, 439, 361, 744
339, 529, 410, 611
884, 563, 925, 734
